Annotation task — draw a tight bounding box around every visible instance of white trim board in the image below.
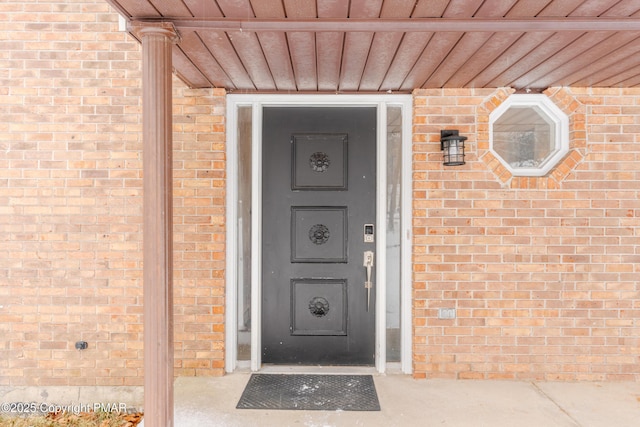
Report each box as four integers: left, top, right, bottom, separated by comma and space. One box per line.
225, 94, 412, 374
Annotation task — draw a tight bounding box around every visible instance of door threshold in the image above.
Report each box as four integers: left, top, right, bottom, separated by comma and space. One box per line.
257, 365, 377, 375
232, 362, 405, 376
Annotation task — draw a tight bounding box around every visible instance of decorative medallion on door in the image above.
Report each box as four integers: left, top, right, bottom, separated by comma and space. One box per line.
309, 152, 331, 172
292, 134, 347, 190
308, 224, 330, 245
308, 297, 330, 317
291, 279, 347, 336
291, 207, 347, 263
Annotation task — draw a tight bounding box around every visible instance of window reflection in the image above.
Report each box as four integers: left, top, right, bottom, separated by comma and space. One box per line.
386, 106, 402, 362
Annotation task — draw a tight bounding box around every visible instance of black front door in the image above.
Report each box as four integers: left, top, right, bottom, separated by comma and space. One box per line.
262, 107, 376, 365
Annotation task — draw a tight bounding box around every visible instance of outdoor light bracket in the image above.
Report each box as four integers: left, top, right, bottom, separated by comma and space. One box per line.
440, 130, 464, 149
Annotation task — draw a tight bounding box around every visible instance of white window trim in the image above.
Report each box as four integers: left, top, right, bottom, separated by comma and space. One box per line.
489, 94, 569, 177
225, 94, 413, 374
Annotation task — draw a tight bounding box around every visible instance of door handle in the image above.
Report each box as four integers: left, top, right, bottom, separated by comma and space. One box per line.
363, 251, 374, 311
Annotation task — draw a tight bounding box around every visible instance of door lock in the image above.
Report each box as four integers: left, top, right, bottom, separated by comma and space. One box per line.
364, 224, 374, 243
363, 251, 374, 311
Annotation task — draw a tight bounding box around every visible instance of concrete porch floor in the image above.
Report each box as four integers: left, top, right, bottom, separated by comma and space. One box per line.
139, 371, 640, 427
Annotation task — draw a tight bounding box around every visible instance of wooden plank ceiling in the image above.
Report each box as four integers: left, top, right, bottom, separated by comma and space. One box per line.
106, 0, 640, 92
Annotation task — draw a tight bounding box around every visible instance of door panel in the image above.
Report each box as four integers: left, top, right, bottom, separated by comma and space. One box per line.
291, 206, 347, 263
262, 107, 376, 365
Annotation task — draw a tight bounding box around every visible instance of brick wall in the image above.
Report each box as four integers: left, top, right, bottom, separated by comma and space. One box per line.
413, 88, 640, 381
0, 0, 226, 386
172, 87, 226, 378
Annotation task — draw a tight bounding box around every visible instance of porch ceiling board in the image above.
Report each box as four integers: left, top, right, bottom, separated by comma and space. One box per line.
412, 0, 449, 18
591, 61, 640, 87
569, 36, 640, 86
341, 32, 375, 91
227, 30, 277, 91
444, 0, 485, 18
146, 0, 192, 17
250, 0, 286, 18
467, 31, 554, 88
380, 0, 420, 18
197, 30, 256, 90
317, 0, 350, 18
339, 1, 380, 91
107, 0, 640, 91
317, 32, 344, 92
358, 0, 415, 91
378, 32, 432, 91
485, 31, 586, 88
256, 31, 298, 91
171, 46, 212, 89
401, 32, 463, 90
538, 0, 585, 17
427, 31, 495, 88
619, 71, 640, 87
605, 1, 640, 17
359, 32, 405, 91
515, 31, 640, 89
474, 0, 521, 18
179, 31, 234, 89
215, 0, 278, 91
468, 0, 584, 87
110, 0, 158, 17
314, 0, 348, 90
444, 31, 523, 88
284, 0, 318, 91
182, 0, 223, 18
571, 0, 625, 16
251, 0, 297, 91
288, 32, 318, 91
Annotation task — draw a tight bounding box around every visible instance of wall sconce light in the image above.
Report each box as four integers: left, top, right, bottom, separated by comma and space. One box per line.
441, 130, 467, 166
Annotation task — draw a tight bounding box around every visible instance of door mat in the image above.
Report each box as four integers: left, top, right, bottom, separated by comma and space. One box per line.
236, 374, 381, 411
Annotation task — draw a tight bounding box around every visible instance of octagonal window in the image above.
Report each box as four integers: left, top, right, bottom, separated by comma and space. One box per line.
490, 94, 569, 177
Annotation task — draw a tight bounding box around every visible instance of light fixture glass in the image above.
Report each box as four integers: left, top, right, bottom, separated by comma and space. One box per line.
441, 130, 467, 166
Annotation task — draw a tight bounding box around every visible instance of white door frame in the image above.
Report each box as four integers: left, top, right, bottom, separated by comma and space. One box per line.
225, 94, 412, 374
